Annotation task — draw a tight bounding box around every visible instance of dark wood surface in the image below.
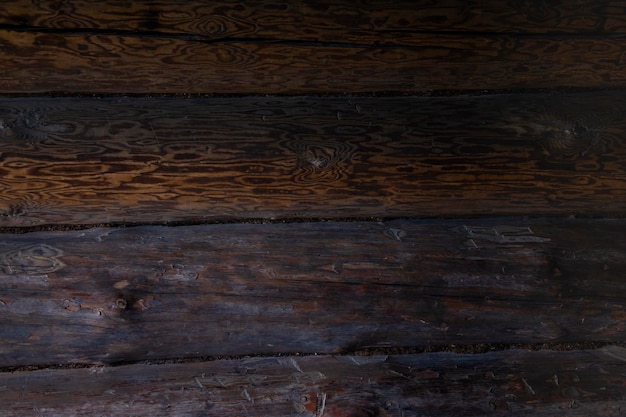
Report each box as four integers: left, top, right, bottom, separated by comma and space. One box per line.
1, 93, 624, 226
2, 1, 625, 94
2, 1, 626, 39
2, 348, 626, 416
0, 218, 624, 367
1, 3, 625, 414
2, 29, 626, 93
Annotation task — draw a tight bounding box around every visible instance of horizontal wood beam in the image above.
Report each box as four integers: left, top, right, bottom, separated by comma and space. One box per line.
1, 30, 626, 93
2, 348, 626, 416
0, 0, 624, 41
0, 218, 624, 367
1, 93, 624, 226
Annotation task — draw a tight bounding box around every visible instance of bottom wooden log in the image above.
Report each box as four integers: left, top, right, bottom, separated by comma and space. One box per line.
0, 218, 625, 367
2, 348, 626, 416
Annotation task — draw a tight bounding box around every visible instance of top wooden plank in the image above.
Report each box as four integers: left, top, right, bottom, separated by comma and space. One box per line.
1, 0, 626, 40
1, 30, 626, 94
0, 92, 625, 225
1, 2, 626, 93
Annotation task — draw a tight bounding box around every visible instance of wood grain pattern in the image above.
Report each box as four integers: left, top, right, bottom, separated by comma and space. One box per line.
2, 30, 626, 93
2, 2, 624, 414
1, 0, 625, 42
0, 218, 624, 367
0, 93, 624, 225
3, 349, 626, 416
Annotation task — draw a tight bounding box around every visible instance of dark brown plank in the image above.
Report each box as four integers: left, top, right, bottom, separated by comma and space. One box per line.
0, 218, 624, 367
1, 31, 626, 93
1, 0, 625, 41
0, 93, 624, 225
3, 349, 626, 416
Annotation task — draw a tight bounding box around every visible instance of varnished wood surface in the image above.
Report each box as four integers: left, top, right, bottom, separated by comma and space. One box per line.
1, 0, 625, 42
3, 348, 626, 416
0, 218, 624, 367
0, 93, 624, 225
2, 30, 626, 93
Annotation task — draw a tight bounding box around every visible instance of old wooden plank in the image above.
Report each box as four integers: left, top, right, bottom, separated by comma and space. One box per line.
2, 348, 626, 416
0, 93, 624, 225
1, 30, 626, 94
1, 0, 625, 41
3, 0, 626, 39
0, 218, 624, 367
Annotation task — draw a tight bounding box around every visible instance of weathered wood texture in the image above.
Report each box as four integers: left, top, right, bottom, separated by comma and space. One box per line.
1, 93, 624, 226
1, 4, 625, 414
2, 29, 626, 93
3, 349, 626, 416
2, 0, 625, 39
0, 218, 624, 367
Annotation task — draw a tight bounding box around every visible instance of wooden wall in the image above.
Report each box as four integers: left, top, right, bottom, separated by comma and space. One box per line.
0, 1, 625, 415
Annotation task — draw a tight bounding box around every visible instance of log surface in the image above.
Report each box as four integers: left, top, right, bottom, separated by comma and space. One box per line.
2, 3, 624, 414
2, 0, 625, 39
0, 218, 624, 367
1, 29, 626, 94
1, 93, 624, 226
2, 348, 626, 416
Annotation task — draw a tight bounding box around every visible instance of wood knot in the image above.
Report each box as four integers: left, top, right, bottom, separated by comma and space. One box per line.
539, 119, 606, 161
286, 135, 357, 184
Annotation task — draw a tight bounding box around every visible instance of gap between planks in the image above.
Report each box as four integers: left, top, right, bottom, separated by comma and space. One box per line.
1, 341, 623, 374
0, 86, 621, 99
4, 25, 626, 43
2, 214, 626, 235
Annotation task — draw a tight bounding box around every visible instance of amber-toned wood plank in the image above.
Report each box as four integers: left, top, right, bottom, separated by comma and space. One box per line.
0, 218, 624, 367
1, 0, 625, 42
2, 349, 626, 416
0, 93, 624, 225
1, 31, 626, 93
